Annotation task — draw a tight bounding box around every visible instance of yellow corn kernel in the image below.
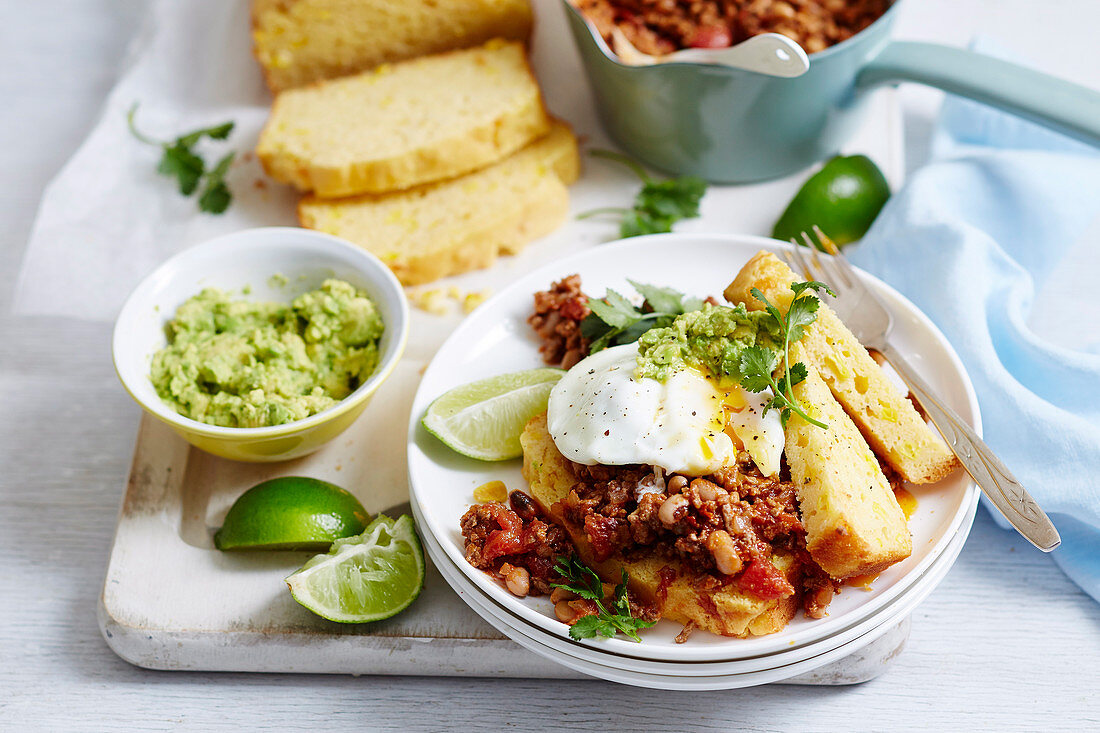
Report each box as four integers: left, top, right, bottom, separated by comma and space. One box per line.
474, 480, 508, 503
824, 351, 851, 381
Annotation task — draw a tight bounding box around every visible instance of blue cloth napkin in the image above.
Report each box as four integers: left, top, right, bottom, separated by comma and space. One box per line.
849, 59, 1100, 603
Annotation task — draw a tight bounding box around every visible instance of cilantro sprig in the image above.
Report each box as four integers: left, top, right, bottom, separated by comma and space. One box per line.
551, 557, 655, 642
578, 150, 706, 238
581, 280, 704, 353
740, 281, 836, 428
126, 103, 236, 214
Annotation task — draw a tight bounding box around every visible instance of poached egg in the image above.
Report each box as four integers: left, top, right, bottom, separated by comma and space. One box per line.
546, 343, 784, 477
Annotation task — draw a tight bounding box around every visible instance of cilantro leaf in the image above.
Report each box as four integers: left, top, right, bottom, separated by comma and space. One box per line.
583, 281, 705, 354
619, 210, 674, 238
127, 103, 236, 214
749, 287, 785, 331
791, 280, 836, 298
587, 291, 636, 329
636, 176, 706, 221
785, 293, 820, 343
158, 143, 205, 195
552, 557, 603, 601
198, 152, 235, 214
739, 346, 780, 393
198, 178, 231, 214
582, 150, 707, 239
627, 280, 687, 315
786, 361, 808, 388
178, 121, 234, 147
745, 281, 832, 429
580, 311, 614, 342
568, 614, 609, 640
552, 557, 652, 642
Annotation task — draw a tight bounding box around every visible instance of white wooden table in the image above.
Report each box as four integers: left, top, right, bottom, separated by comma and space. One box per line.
2, 1, 1098, 730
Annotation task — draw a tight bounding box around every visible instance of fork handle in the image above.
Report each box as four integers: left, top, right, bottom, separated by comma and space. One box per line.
878, 343, 1061, 552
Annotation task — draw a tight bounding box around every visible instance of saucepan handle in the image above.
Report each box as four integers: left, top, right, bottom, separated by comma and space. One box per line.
856, 41, 1100, 146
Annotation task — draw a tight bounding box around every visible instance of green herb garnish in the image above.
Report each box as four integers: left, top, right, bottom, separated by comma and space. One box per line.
581, 280, 704, 354
578, 150, 706, 238
740, 281, 835, 428
551, 557, 655, 642
127, 103, 236, 214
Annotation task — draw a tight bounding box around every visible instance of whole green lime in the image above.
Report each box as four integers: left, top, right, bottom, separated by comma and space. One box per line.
772, 155, 891, 247
214, 477, 369, 551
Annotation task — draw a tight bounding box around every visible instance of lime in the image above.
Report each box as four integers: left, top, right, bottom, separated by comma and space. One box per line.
286, 515, 424, 623
422, 368, 564, 461
772, 154, 890, 247
214, 477, 369, 551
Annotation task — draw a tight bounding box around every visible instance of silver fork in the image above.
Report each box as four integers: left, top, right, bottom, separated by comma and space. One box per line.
781, 228, 1060, 552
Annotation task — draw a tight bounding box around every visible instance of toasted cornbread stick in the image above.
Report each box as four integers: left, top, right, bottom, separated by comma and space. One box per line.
725, 251, 958, 484
783, 359, 912, 579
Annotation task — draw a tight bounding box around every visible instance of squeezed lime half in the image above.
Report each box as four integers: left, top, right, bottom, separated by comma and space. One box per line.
422, 368, 564, 461
286, 515, 425, 623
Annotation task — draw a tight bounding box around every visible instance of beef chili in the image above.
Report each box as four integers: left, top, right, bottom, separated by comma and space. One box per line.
460, 491, 573, 597
528, 274, 591, 369
574, 0, 890, 56
461, 489, 657, 627
562, 454, 838, 615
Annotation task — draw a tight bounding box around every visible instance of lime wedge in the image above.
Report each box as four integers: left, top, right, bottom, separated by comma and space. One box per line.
214, 477, 369, 551
422, 368, 564, 461
286, 515, 424, 623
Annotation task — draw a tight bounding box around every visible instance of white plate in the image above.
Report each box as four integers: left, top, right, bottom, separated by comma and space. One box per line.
407, 233, 980, 663
413, 490, 977, 678
416, 490, 976, 689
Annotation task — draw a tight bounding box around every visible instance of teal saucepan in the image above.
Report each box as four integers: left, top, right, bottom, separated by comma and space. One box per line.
564, 0, 1100, 182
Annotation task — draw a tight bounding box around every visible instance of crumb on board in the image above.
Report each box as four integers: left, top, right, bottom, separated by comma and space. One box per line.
408, 286, 492, 315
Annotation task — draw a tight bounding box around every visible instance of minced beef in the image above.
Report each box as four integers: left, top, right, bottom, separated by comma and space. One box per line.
528, 275, 591, 369
576, 0, 889, 56
560, 453, 839, 615
460, 491, 573, 595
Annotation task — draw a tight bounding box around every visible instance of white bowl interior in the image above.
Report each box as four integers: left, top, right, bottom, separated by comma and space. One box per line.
407, 233, 980, 663
113, 227, 408, 434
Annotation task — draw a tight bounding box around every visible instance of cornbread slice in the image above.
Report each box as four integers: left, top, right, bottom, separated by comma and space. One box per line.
521, 414, 801, 638
252, 0, 533, 92
783, 360, 912, 579
724, 251, 958, 484
299, 121, 580, 285
257, 41, 551, 198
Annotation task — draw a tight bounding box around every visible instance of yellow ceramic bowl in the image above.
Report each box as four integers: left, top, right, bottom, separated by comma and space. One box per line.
113, 228, 409, 462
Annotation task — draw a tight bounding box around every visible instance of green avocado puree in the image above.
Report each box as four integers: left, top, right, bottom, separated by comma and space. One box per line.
150, 279, 384, 428
635, 304, 778, 385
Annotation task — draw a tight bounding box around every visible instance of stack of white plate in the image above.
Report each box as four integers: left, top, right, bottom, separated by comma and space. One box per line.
407, 235, 981, 690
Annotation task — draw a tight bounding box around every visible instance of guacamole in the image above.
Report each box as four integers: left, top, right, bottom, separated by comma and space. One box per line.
150, 279, 384, 428
635, 304, 778, 385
